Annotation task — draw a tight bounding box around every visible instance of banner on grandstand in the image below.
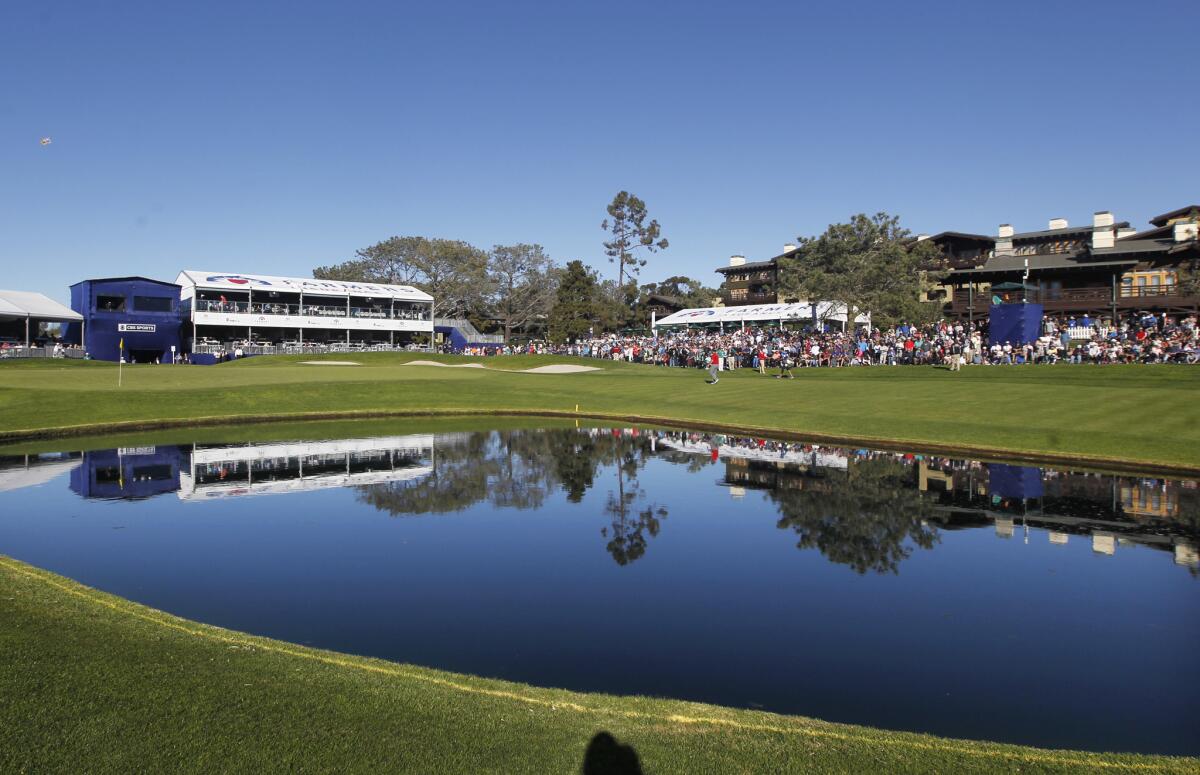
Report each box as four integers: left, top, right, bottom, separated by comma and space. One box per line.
654, 302, 870, 327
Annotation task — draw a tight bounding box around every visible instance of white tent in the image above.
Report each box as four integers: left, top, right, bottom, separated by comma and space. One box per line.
0, 289, 83, 349
654, 301, 870, 330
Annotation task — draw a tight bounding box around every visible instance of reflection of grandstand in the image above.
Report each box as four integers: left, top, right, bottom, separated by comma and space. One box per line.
179, 436, 436, 500
0, 452, 82, 493
654, 434, 849, 470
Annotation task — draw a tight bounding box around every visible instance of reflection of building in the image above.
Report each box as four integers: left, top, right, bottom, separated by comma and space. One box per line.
70, 447, 184, 500
180, 436, 434, 500
722, 457, 839, 494
0, 452, 82, 493
61, 436, 438, 501
656, 435, 849, 470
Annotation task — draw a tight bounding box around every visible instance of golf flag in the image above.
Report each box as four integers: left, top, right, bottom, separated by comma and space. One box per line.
119, 338, 124, 352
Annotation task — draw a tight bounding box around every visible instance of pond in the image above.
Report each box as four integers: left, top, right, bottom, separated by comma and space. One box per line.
1, 420, 1197, 756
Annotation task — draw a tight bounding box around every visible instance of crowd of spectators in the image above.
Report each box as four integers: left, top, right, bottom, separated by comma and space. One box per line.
479, 312, 1200, 368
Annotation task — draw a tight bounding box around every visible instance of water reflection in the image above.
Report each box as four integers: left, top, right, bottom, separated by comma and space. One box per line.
1, 427, 1196, 573
1, 426, 1198, 755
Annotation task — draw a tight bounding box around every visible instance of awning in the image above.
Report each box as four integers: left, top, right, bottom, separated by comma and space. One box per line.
0, 289, 83, 323
176, 270, 434, 302
655, 301, 870, 327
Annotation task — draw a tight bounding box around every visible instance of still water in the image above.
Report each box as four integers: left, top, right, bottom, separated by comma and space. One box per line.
1, 423, 1197, 755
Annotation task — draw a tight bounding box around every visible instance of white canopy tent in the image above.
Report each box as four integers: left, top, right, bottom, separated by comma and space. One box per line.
653, 301, 870, 332
0, 289, 83, 349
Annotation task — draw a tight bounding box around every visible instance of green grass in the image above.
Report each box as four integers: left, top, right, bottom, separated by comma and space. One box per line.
2, 355, 1198, 771
2, 556, 1194, 774
1, 353, 1198, 470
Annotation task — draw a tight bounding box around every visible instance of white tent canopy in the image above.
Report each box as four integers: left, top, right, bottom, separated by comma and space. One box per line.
0, 290, 82, 323
176, 270, 433, 302
654, 301, 870, 328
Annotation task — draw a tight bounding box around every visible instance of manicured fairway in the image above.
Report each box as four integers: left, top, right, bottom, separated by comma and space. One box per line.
1, 354, 1198, 470
2, 356, 1198, 772
1, 556, 1194, 774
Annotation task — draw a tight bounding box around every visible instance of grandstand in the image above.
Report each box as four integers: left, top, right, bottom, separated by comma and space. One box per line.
177, 271, 434, 356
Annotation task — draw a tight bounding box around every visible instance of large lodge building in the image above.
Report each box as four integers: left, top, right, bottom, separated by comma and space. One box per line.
714, 205, 1200, 322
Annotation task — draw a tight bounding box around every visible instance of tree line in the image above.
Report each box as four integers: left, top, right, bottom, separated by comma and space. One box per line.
313, 191, 716, 343
313, 191, 948, 343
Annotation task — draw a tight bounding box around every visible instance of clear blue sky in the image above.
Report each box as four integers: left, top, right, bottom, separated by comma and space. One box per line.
3, 0, 1197, 302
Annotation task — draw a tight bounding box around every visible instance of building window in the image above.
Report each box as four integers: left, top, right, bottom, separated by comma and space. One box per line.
96, 295, 126, 312
134, 296, 173, 312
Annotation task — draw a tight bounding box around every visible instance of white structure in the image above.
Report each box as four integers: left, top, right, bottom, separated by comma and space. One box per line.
175, 270, 433, 348
654, 301, 871, 331
0, 289, 82, 350
178, 435, 436, 500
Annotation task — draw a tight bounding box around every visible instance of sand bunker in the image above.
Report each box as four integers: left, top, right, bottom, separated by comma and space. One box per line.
402, 360, 487, 369
520, 364, 601, 374
299, 361, 362, 366
401, 360, 599, 374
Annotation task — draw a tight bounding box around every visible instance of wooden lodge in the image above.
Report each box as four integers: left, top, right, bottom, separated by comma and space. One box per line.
931, 206, 1200, 323
713, 245, 799, 306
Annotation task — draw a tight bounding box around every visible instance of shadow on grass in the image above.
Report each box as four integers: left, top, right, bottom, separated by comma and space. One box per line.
582, 731, 643, 775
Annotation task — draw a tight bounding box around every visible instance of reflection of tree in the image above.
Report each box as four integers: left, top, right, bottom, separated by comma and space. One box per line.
357, 433, 502, 515
600, 440, 668, 566
769, 457, 939, 574
357, 427, 670, 567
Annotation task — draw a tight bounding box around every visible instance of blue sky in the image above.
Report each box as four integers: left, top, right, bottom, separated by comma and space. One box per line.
3, 0, 1197, 302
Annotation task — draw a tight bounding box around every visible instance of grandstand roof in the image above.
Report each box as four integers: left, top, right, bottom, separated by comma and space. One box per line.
655, 302, 871, 326
176, 270, 433, 302
0, 289, 83, 323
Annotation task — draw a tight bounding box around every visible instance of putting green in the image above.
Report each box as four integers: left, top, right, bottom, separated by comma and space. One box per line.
1, 353, 1197, 471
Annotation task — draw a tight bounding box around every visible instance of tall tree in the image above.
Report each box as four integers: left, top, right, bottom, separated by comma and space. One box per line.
777, 213, 943, 328
547, 260, 603, 343
601, 191, 669, 295
315, 236, 426, 286
315, 236, 491, 318
415, 239, 492, 319
488, 243, 558, 343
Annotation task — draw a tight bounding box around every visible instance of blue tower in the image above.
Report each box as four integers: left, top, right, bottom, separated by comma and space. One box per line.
65, 277, 185, 362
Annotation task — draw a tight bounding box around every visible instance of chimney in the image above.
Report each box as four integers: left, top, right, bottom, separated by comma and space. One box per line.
1092, 210, 1115, 249
729, 254, 746, 267
1048, 217, 1069, 230
783, 243, 797, 253
996, 224, 1014, 256
1176, 222, 1199, 242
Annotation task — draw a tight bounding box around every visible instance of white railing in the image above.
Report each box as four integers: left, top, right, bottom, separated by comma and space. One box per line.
0, 345, 86, 359
192, 342, 430, 356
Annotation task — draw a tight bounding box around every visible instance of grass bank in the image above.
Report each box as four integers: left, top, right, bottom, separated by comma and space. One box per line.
1, 354, 1198, 471
1, 556, 1193, 774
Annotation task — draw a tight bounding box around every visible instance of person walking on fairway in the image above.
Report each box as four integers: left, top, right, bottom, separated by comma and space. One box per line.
707, 350, 720, 384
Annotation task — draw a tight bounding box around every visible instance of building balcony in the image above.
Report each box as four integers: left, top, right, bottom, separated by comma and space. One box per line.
949, 286, 1200, 315
720, 290, 778, 306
